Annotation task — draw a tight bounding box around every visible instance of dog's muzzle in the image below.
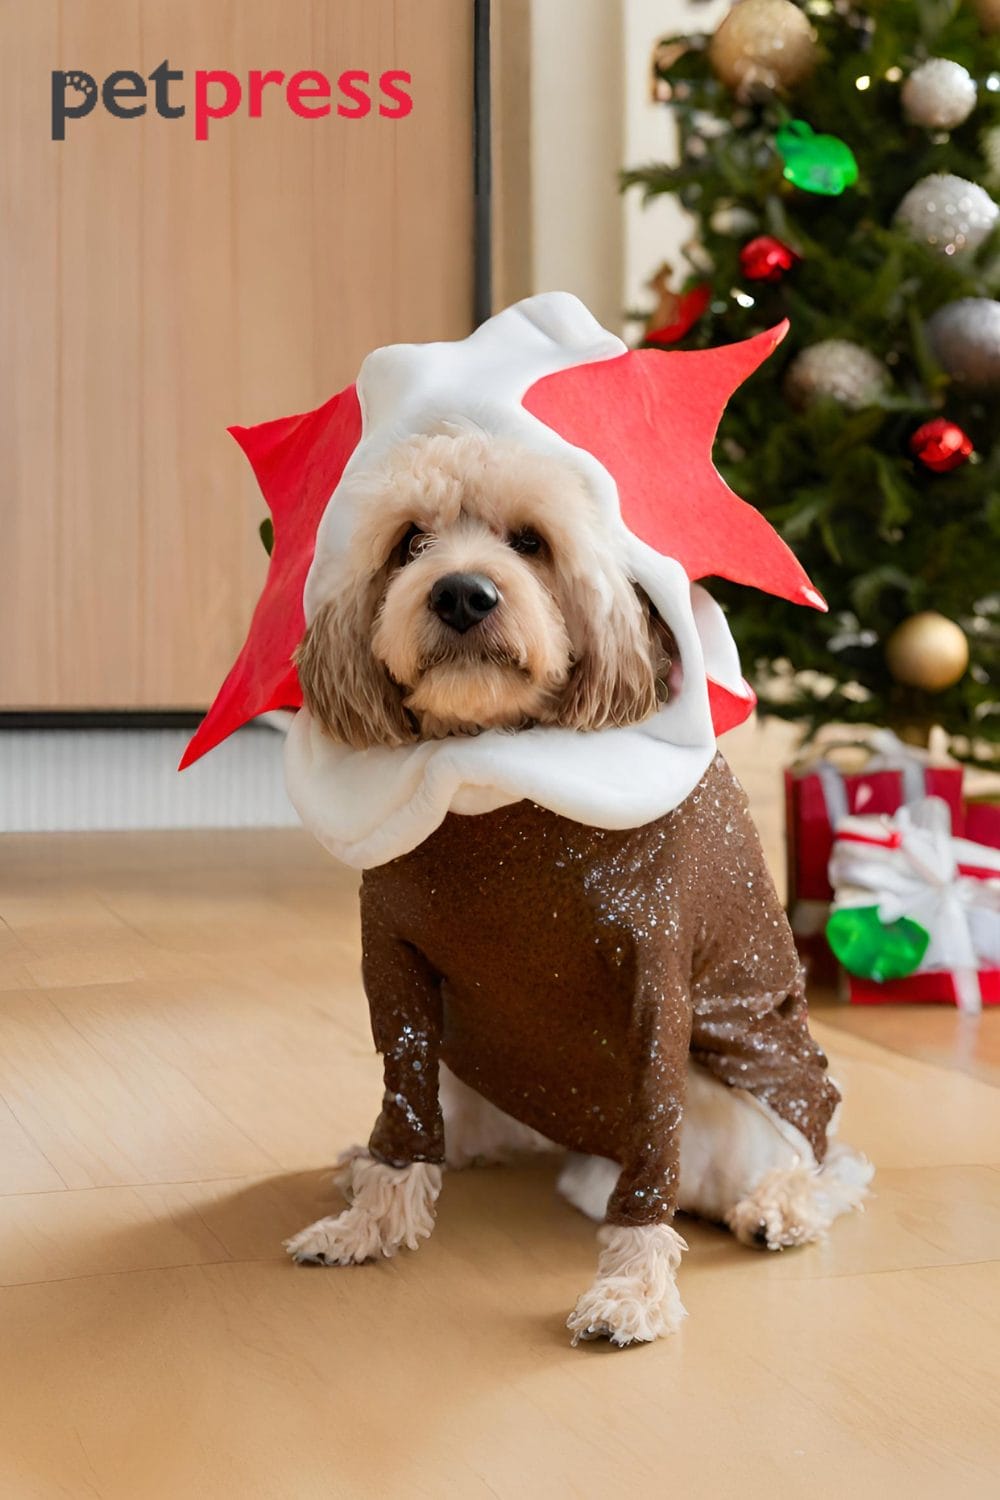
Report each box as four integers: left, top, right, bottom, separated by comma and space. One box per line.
428, 572, 499, 634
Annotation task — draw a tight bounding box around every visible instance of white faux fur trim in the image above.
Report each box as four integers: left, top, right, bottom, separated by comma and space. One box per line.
567, 1223, 688, 1346
284, 1156, 442, 1264
557, 1154, 621, 1223
555, 1062, 873, 1248
533, 1062, 826, 1227
439, 1062, 556, 1168
284, 293, 753, 871
678, 1061, 820, 1224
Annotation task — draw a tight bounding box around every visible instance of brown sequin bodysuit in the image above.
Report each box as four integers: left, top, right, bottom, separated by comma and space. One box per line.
361, 754, 839, 1228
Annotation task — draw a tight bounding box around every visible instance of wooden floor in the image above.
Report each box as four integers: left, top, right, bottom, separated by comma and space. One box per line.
2, 728, 999, 1498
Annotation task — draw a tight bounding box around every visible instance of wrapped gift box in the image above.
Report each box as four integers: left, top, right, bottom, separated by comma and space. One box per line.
966, 798, 1000, 849
785, 733, 965, 980
845, 970, 1000, 1006
828, 797, 1000, 1011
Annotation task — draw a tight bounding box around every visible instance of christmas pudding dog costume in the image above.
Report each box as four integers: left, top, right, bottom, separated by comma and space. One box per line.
184, 293, 871, 1347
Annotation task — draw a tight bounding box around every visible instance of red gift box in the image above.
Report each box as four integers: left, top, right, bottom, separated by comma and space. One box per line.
966, 799, 1000, 849
784, 739, 965, 980
830, 787, 1000, 1009
845, 970, 1000, 1006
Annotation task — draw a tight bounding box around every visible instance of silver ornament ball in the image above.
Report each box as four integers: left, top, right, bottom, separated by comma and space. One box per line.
901, 59, 977, 130
927, 298, 1000, 388
895, 173, 999, 256
784, 340, 889, 410
710, 202, 758, 236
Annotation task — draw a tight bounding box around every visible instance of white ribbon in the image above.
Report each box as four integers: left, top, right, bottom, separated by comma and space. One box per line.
863, 728, 934, 806
829, 796, 1000, 1014
794, 728, 949, 827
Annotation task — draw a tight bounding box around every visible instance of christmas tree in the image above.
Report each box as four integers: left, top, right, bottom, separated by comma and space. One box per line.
624, 0, 1000, 764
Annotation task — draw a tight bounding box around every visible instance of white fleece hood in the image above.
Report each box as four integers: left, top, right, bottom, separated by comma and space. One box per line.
284, 293, 754, 870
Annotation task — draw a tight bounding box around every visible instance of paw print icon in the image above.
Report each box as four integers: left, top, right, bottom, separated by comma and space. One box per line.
64, 71, 97, 105
51, 69, 99, 139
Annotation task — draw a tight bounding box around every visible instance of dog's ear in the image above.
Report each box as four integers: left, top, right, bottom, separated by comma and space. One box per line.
556, 584, 671, 733
294, 594, 416, 750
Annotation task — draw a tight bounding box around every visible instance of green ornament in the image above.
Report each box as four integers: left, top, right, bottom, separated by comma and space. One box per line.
259, 516, 274, 556
826, 905, 930, 982
776, 119, 858, 196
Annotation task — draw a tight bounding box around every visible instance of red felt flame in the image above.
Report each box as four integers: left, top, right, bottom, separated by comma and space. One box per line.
522, 321, 822, 607
708, 677, 758, 735
182, 323, 820, 767
178, 385, 362, 769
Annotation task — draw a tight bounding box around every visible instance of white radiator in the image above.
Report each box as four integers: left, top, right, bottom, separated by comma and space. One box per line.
0, 724, 298, 832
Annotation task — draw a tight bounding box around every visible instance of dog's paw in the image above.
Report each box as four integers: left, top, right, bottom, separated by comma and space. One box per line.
727, 1158, 864, 1251
285, 1158, 443, 1266
284, 1210, 376, 1266
732, 1209, 807, 1252
566, 1223, 688, 1348
566, 1273, 687, 1347
728, 1176, 819, 1251
566, 1281, 685, 1347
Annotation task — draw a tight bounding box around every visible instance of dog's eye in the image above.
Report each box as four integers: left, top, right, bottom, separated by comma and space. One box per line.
509, 528, 544, 557
398, 525, 426, 566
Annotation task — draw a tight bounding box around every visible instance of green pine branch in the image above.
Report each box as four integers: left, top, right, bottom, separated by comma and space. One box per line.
626, 0, 1000, 761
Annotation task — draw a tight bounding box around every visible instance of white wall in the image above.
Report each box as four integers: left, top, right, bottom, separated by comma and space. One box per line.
522, 0, 730, 332
622, 0, 730, 320
529, 0, 626, 329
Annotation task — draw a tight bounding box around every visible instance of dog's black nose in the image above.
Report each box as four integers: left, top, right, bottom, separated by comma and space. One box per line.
428, 573, 499, 633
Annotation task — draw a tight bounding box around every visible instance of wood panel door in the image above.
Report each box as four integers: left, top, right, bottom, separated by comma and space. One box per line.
0, 0, 475, 709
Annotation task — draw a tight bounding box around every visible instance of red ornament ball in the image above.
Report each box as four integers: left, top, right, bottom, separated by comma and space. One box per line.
739, 235, 799, 283
909, 418, 974, 473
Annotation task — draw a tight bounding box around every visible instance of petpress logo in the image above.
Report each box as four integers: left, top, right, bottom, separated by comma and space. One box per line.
51, 61, 413, 141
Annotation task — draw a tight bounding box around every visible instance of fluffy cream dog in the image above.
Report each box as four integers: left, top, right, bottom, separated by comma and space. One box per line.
295, 431, 673, 745
286, 429, 870, 1346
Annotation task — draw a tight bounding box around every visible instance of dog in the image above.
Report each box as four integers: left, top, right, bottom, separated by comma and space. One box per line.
283, 429, 872, 1346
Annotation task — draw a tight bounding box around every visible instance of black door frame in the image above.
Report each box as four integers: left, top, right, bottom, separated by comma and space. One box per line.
473, 0, 493, 326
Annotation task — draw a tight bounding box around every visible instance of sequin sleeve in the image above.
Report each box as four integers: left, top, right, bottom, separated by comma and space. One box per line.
361, 889, 446, 1168
604, 951, 693, 1228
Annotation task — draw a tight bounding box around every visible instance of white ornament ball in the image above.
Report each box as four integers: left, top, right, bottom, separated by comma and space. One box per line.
901, 58, 977, 130
927, 298, 1000, 388
895, 173, 999, 256
784, 340, 889, 410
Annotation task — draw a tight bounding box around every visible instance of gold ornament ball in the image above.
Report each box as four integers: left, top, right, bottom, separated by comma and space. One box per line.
885, 612, 970, 693
973, 0, 1000, 35
709, 0, 817, 98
